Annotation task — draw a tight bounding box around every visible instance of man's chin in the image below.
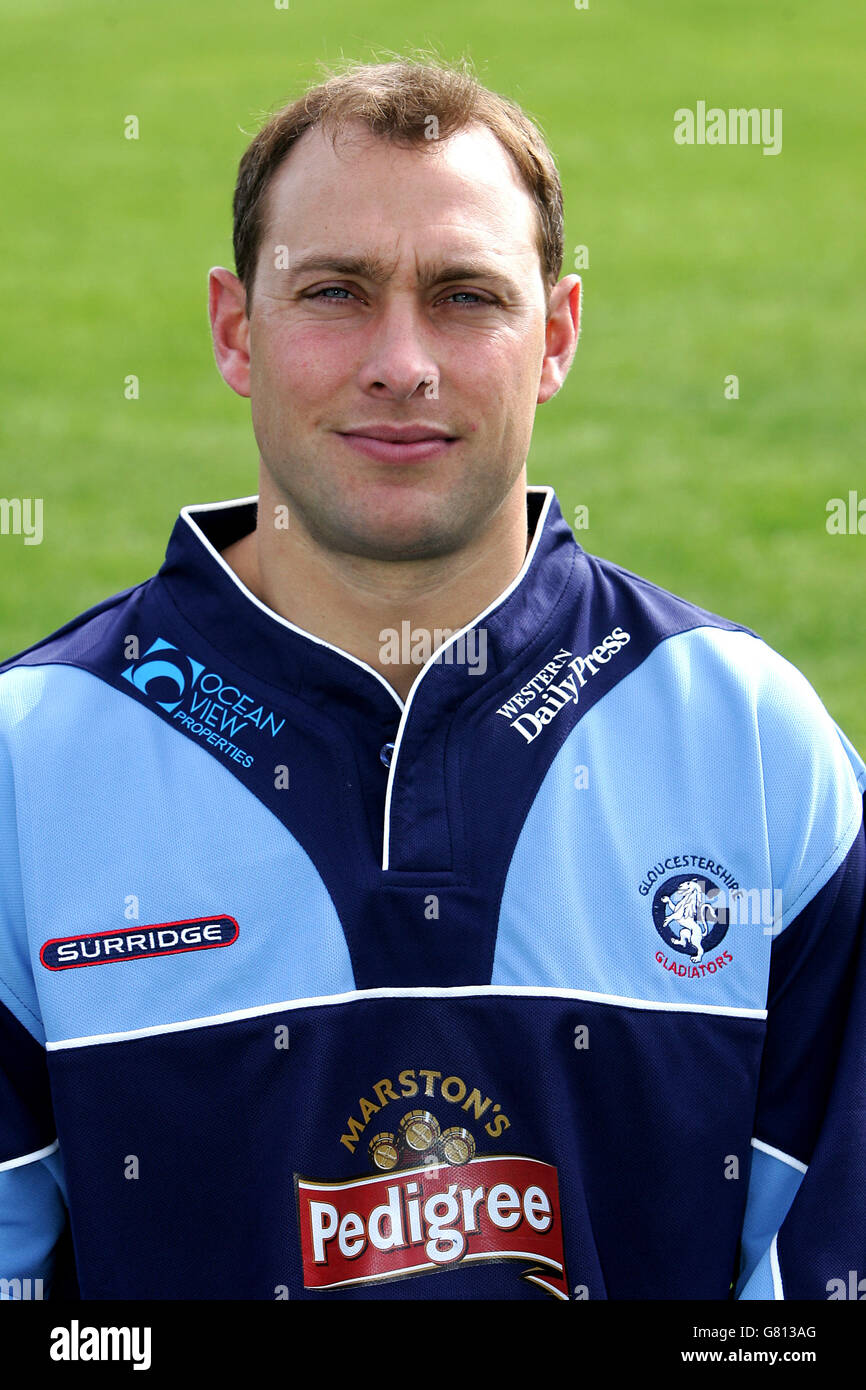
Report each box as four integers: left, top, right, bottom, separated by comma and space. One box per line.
290, 489, 473, 563
317, 521, 463, 564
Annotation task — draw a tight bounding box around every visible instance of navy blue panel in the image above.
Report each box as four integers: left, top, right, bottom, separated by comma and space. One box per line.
47, 995, 763, 1299
0, 998, 55, 1162
767, 811, 866, 1298
49, 1222, 81, 1301
755, 814, 866, 1163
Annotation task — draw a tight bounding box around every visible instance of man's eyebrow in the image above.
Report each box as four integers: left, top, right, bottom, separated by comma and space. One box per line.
286, 253, 521, 295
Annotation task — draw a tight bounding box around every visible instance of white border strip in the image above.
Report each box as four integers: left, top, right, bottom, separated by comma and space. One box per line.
769, 1233, 785, 1299
46, 982, 767, 1051
524, 1273, 570, 1300
0, 1139, 59, 1173
751, 1137, 808, 1174
303, 1246, 563, 1293
180, 496, 405, 710
382, 486, 554, 869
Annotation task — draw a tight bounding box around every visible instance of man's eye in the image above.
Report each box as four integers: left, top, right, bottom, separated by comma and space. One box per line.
307, 286, 355, 300
443, 291, 495, 306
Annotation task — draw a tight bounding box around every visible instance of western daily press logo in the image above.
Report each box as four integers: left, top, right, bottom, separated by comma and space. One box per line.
494, 627, 631, 743
122, 637, 285, 769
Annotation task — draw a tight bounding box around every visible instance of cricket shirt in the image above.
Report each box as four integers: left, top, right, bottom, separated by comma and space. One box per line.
1, 485, 864, 1300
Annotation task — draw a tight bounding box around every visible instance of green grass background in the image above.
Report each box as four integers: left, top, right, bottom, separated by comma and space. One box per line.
1, 0, 863, 746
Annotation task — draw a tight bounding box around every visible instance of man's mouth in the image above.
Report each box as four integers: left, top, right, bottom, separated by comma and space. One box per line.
335, 424, 459, 464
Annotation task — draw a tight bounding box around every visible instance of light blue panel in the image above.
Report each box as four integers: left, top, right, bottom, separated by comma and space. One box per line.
738, 1243, 781, 1300
494, 628, 863, 1009
0, 665, 355, 1043
0, 1158, 67, 1293
0, 703, 44, 1040
736, 1145, 804, 1297
752, 648, 865, 924
739, 1145, 806, 1295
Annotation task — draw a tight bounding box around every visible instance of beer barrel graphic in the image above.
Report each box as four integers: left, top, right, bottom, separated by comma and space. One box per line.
368, 1132, 400, 1171
440, 1126, 476, 1165
400, 1110, 441, 1152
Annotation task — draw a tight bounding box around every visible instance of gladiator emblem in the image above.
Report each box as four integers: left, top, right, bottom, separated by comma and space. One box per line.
662, 879, 718, 964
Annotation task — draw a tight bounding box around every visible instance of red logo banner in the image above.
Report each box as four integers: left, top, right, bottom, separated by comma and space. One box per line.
297, 1154, 568, 1298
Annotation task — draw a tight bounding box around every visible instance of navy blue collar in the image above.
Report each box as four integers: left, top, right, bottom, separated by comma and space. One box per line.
157, 486, 583, 717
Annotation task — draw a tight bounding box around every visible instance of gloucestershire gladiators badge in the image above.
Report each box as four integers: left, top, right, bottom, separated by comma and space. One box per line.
651, 874, 734, 980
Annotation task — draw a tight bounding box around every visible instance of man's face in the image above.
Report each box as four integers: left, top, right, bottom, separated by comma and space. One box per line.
245, 121, 553, 561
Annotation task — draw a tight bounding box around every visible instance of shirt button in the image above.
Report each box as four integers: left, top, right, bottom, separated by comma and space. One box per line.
379, 741, 395, 768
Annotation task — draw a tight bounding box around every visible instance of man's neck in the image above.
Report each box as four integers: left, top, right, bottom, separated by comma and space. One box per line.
220, 479, 534, 702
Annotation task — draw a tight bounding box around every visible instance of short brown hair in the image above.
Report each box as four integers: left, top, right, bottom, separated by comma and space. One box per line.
232, 58, 564, 312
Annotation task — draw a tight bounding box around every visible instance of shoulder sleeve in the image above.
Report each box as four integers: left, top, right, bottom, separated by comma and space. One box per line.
735, 648, 866, 1299
0, 672, 70, 1299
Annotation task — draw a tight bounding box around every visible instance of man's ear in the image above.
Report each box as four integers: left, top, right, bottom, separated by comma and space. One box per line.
208, 267, 251, 399
537, 275, 581, 404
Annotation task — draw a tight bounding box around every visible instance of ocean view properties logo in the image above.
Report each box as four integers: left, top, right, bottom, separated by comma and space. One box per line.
122, 637, 285, 769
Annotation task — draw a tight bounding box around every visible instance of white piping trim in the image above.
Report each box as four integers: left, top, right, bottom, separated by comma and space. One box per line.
382, 485, 555, 869
751, 1137, 808, 1174
295, 1248, 562, 1293
179, 497, 405, 710
769, 1233, 784, 1299
524, 1274, 570, 1300
46, 982, 767, 1050
0, 1139, 59, 1173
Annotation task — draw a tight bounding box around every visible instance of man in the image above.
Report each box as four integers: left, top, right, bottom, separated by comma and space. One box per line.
1, 59, 863, 1301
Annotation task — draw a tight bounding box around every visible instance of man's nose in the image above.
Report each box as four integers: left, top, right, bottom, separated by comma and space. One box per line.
357, 297, 439, 402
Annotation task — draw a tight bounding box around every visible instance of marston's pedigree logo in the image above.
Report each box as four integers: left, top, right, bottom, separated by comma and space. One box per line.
295, 1068, 568, 1299
40, 916, 239, 970
122, 637, 286, 769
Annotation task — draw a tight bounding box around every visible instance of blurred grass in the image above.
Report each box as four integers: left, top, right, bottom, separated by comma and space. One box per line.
0, 0, 863, 746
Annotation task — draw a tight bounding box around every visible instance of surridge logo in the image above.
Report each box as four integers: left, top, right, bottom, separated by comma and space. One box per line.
40, 916, 239, 970
122, 637, 286, 769
296, 1067, 568, 1299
